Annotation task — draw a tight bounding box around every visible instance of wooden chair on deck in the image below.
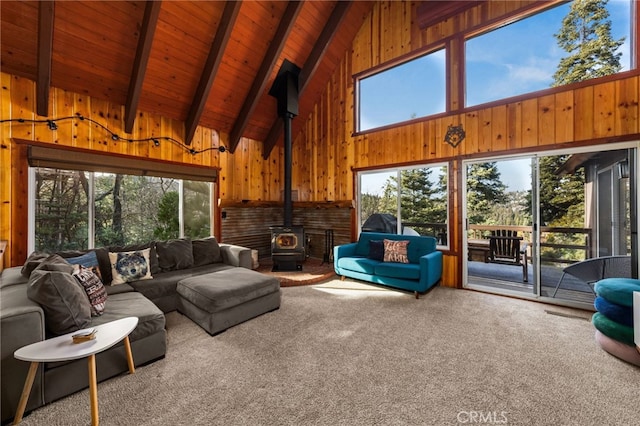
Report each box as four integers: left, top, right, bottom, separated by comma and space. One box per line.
488, 230, 529, 282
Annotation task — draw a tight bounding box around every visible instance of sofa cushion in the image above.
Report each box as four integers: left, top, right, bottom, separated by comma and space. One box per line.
109, 249, 153, 285
157, 238, 195, 271
26, 255, 92, 335
336, 257, 378, 275
88, 291, 165, 342
374, 262, 421, 280
368, 240, 384, 261
177, 268, 280, 313
383, 239, 410, 263
128, 263, 234, 303
192, 237, 223, 266
72, 266, 107, 316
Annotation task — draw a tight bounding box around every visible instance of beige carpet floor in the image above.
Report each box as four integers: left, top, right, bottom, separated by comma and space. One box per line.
17, 280, 639, 426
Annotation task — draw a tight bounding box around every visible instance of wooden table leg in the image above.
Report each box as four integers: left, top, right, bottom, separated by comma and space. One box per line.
88, 354, 99, 426
13, 361, 39, 425
123, 336, 135, 374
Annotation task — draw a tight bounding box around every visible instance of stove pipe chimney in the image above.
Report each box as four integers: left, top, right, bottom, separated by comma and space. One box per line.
269, 60, 300, 227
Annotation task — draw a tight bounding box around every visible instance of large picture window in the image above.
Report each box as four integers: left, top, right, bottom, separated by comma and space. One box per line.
357, 48, 446, 132
30, 167, 213, 252
358, 164, 448, 247
466, 0, 632, 106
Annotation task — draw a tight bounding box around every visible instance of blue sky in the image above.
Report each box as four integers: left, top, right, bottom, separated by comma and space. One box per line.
360, 0, 632, 131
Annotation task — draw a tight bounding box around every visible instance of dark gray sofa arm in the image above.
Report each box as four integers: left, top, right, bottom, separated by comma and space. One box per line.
1, 281, 47, 421
219, 244, 252, 269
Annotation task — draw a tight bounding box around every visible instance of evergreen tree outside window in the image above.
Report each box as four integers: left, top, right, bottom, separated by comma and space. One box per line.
465, 0, 630, 106
359, 165, 448, 246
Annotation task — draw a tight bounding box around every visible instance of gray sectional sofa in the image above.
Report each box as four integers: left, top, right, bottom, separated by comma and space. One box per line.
0, 237, 280, 424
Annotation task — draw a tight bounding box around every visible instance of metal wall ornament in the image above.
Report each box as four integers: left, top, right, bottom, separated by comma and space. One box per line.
444, 124, 465, 148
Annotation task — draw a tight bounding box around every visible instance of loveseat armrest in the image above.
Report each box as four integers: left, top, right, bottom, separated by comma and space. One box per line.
334, 243, 357, 261
419, 250, 443, 290
219, 244, 252, 269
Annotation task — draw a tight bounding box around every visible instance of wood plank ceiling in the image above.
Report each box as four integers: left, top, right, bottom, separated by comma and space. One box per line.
1, 1, 478, 157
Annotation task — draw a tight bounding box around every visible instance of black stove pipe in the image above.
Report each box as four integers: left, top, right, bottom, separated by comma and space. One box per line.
283, 111, 294, 227
269, 59, 300, 228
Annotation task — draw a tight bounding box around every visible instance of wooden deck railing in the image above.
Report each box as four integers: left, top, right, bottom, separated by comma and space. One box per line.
468, 224, 592, 264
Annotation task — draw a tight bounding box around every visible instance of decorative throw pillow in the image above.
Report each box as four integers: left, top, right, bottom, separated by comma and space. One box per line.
66, 251, 103, 282
21, 251, 50, 278
383, 239, 410, 263
105, 243, 159, 285
73, 266, 107, 316
368, 240, 385, 261
156, 238, 194, 271
192, 237, 223, 267
27, 259, 92, 335
109, 248, 153, 285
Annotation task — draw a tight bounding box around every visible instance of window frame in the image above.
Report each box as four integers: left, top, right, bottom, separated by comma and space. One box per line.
28, 166, 215, 253
354, 44, 447, 134
357, 161, 450, 249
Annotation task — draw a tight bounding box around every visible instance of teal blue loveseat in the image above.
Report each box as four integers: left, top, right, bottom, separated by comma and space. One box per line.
334, 232, 443, 298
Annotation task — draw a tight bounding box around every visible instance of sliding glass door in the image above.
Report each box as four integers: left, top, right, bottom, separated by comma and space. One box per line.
465, 157, 535, 295
464, 144, 637, 310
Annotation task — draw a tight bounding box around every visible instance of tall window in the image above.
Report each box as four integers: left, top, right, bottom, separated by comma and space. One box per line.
466, 0, 631, 106
357, 48, 446, 132
358, 164, 448, 246
31, 168, 213, 252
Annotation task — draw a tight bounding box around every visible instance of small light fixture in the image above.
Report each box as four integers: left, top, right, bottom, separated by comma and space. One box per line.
46, 120, 58, 130
218, 145, 226, 153
111, 134, 119, 141
152, 138, 160, 147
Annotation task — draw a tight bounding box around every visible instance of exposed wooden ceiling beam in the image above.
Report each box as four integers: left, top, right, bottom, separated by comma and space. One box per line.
262, 1, 352, 159
36, 1, 54, 117
125, 0, 162, 134
227, 1, 304, 154
416, 0, 482, 30
184, 1, 242, 145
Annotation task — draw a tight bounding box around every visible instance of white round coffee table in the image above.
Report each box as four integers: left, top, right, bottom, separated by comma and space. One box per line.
13, 316, 139, 425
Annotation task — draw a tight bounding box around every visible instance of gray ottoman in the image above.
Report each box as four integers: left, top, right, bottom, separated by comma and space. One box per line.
177, 267, 280, 335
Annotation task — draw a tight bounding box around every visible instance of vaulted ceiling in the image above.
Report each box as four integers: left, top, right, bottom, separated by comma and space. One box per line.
1, 1, 479, 157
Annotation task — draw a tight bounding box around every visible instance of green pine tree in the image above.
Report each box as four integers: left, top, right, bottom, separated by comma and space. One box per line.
552, 0, 624, 86
378, 168, 447, 235
466, 163, 507, 224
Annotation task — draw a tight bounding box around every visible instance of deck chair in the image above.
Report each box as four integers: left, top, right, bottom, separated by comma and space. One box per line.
551, 255, 632, 297
488, 230, 528, 282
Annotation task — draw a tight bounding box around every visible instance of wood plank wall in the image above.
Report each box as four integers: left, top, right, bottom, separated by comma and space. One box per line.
2, 1, 639, 288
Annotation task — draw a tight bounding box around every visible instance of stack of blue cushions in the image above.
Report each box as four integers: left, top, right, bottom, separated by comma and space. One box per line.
592, 278, 640, 366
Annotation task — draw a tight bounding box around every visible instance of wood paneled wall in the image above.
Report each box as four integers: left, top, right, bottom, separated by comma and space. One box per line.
2, 1, 640, 288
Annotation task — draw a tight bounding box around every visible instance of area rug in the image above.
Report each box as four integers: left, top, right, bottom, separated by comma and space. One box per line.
17, 280, 638, 426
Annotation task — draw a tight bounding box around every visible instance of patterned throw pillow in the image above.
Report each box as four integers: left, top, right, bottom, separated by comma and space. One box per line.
109, 248, 153, 285
383, 239, 410, 263
368, 240, 385, 261
67, 251, 103, 283
73, 266, 107, 316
